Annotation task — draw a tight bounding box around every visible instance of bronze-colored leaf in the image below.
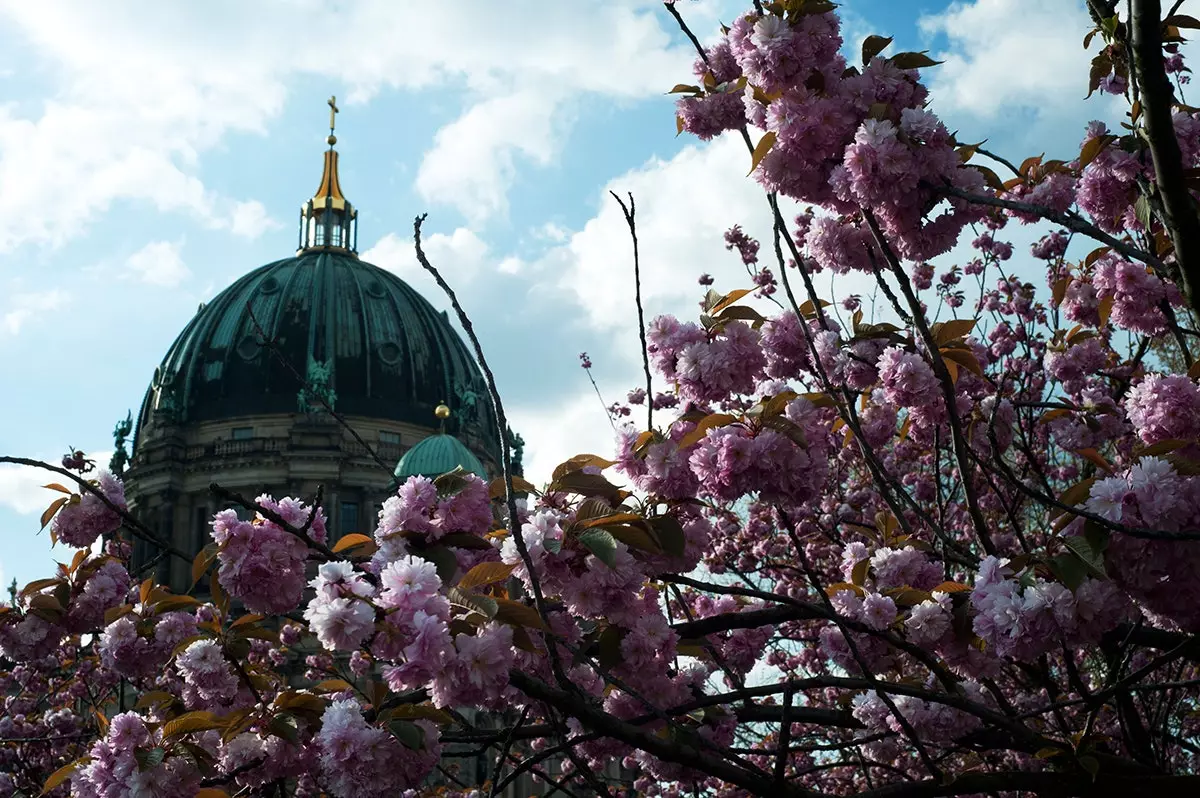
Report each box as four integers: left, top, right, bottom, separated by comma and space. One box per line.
230, 613, 265, 629
458, 561, 516, 591
851, 558, 870, 587
824, 582, 865, 598
604, 523, 662, 554
941, 347, 984, 378
676, 413, 737, 450
932, 581, 971, 594
332, 533, 375, 554
1078, 134, 1115, 170
888, 587, 933, 607
1052, 276, 1072, 306
710, 288, 753, 314
748, 131, 777, 176
40, 497, 68, 530
1052, 477, 1098, 520
487, 475, 539, 499
1075, 447, 1114, 472
314, 679, 354, 693
384, 704, 456, 725
1165, 14, 1200, 29
761, 414, 809, 448
932, 317, 977, 345
447, 586, 499, 620
649, 515, 687, 558
162, 711, 227, 738
493, 597, 547, 630
41, 757, 90, 795
190, 548, 217, 590
42, 482, 73, 494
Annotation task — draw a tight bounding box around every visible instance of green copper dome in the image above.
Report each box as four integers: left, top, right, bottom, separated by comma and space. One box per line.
132, 249, 501, 463
395, 433, 487, 480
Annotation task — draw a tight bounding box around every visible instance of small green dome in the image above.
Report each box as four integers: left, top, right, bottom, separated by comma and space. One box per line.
395, 434, 486, 481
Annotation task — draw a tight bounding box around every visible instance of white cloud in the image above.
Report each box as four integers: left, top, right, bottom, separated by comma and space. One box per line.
229, 200, 280, 239
0, 0, 733, 250
546, 135, 879, 340
918, 0, 1098, 121
0, 450, 111, 515
508, 387, 624, 487
125, 240, 190, 288
417, 90, 567, 224
361, 226, 497, 319
1, 289, 68, 335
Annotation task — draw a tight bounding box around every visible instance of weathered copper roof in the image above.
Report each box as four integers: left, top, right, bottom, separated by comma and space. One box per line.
394, 433, 487, 481
132, 249, 500, 461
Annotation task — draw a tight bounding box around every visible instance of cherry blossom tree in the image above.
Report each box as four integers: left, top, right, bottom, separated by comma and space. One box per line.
4, 1, 1200, 796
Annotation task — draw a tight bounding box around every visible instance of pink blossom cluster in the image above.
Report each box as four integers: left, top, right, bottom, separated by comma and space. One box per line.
876, 347, 940, 411
175, 639, 242, 710
1124, 373, 1200, 445
72, 713, 199, 798
64, 558, 131, 633
304, 561, 378, 651
98, 610, 197, 680
646, 316, 765, 403
373, 473, 492, 561
315, 700, 440, 797
1087, 457, 1200, 630
970, 556, 1131, 662
1092, 254, 1171, 335
50, 470, 126, 548
210, 494, 326, 614
852, 680, 988, 743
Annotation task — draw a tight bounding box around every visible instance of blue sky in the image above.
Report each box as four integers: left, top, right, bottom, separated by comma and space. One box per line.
0, 0, 1118, 591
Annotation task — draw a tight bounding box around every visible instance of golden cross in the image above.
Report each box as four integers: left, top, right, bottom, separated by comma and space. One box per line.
327, 96, 339, 134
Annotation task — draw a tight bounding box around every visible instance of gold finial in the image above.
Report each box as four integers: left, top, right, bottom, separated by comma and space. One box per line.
327, 95, 339, 146
435, 403, 451, 420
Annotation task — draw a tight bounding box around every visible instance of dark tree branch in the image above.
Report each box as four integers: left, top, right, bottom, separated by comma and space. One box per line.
1131, 0, 1200, 316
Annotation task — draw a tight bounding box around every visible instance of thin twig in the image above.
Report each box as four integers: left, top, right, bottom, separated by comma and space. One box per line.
413, 214, 570, 688
610, 191, 655, 431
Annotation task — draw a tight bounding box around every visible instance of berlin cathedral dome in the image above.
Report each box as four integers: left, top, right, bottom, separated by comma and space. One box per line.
123, 99, 505, 591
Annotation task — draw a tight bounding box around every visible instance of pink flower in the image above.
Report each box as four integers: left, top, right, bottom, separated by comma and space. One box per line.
51, 470, 126, 549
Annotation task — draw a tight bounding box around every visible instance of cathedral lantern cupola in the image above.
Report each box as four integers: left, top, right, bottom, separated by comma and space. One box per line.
298, 96, 358, 254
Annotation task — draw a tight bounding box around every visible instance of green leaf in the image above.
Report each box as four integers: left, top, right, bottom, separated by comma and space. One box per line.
861, 35, 893, 65
597, 624, 626, 670
1134, 194, 1154, 229
1063, 536, 1106, 578
577, 529, 619, 568
649, 515, 687, 558
447, 586, 498, 620
1048, 553, 1088, 591
267, 713, 300, 744
135, 747, 166, 771
418, 545, 460, 584
389, 719, 427, 751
